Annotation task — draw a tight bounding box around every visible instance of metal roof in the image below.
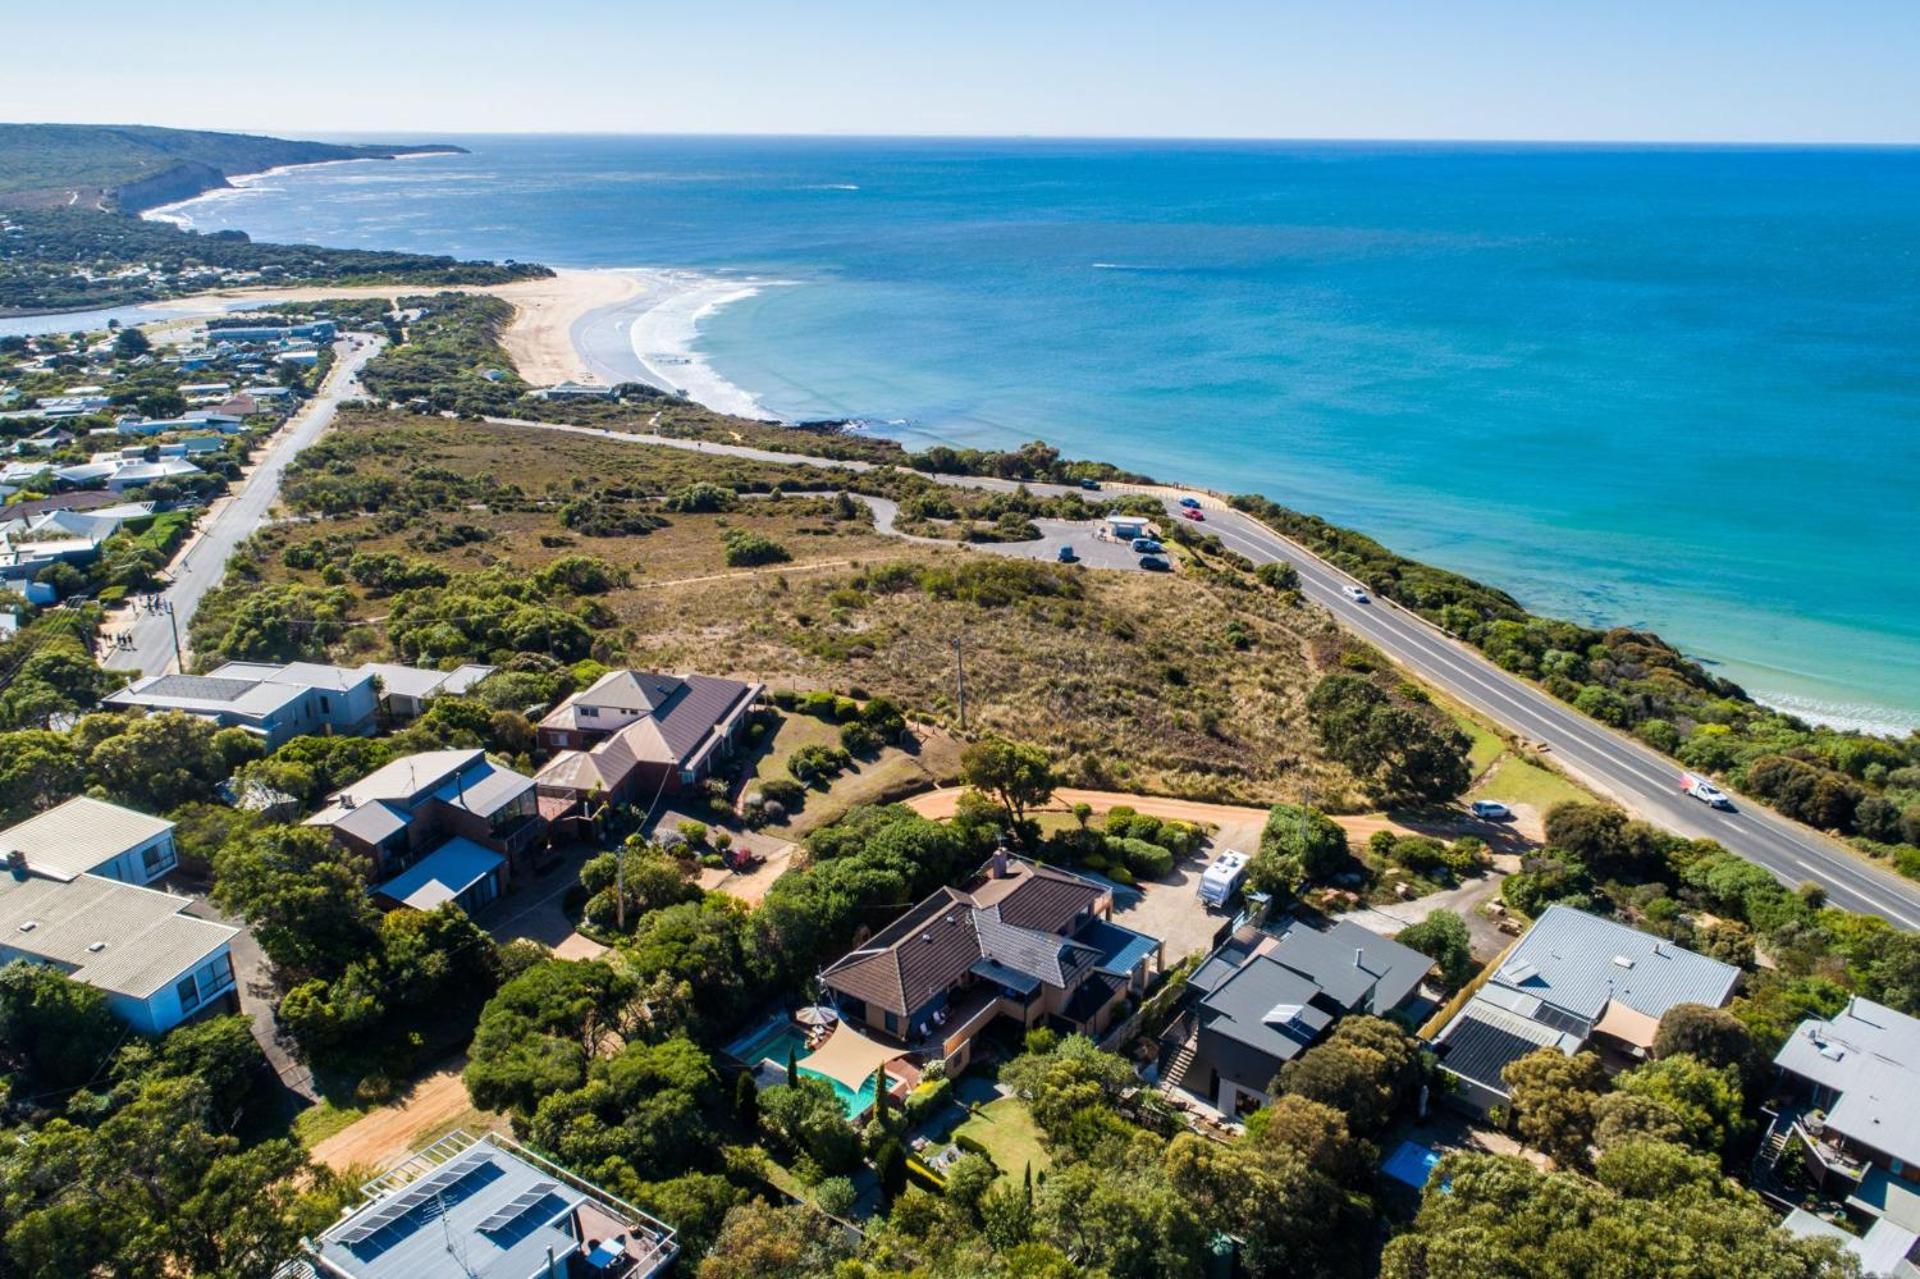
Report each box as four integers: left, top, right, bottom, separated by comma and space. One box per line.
1432, 1002, 1574, 1094
1196, 954, 1333, 1064
374, 839, 504, 911
0, 797, 173, 882
314, 1133, 675, 1279
1776, 998, 1920, 1169
1487, 905, 1738, 1022
0, 872, 235, 998
1264, 918, 1432, 1016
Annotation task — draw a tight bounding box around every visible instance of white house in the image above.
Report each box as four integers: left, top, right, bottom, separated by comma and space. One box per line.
0, 798, 237, 1034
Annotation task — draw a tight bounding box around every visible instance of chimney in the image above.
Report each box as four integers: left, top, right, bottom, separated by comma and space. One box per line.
5, 849, 25, 879
990, 845, 1010, 879
1354, 948, 1364, 968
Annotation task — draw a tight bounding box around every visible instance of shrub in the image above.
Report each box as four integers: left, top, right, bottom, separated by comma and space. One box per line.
723, 529, 791, 567
758, 778, 806, 807
905, 1076, 954, 1124
840, 722, 881, 755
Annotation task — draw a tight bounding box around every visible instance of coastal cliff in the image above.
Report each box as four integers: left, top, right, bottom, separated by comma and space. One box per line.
0, 123, 466, 212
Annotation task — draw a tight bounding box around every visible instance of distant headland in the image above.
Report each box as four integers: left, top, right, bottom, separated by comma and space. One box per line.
0, 122, 464, 214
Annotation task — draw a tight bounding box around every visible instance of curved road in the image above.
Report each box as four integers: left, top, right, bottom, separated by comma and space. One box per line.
479, 414, 1920, 927
106, 335, 383, 676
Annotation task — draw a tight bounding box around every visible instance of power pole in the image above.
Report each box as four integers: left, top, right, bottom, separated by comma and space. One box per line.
162, 600, 183, 674
952, 636, 967, 731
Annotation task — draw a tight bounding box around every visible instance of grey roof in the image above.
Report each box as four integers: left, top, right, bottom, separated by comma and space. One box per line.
542, 669, 758, 767
1431, 1001, 1576, 1094
1487, 905, 1738, 1023
1265, 918, 1432, 1015
317, 749, 484, 808
0, 872, 235, 998
312, 1132, 677, 1279
0, 797, 174, 881
358, 662, 495, 701
1197, 954, 1335, 1066
1775, 998, 1920, 1168
973, 906, 1101, 991
106, 671, 307, 720
575, 668, 687, 714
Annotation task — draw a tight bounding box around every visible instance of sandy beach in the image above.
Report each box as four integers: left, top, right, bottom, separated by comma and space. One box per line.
138, 267, 647, 387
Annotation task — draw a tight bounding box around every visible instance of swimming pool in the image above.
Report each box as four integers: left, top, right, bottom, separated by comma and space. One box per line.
1381, 1140, 1442, 1189
726, 1017, 876, 1120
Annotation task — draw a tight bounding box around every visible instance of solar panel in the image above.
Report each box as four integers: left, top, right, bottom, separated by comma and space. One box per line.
1532, 1004, 1589, 1037
476, 1181, 561, 1234
338, 1150, 492, 1244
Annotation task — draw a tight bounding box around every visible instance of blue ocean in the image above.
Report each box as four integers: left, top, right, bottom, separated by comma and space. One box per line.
147, 136, 1920, 733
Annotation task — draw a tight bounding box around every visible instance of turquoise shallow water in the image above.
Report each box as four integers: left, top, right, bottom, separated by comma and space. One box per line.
150, 136, 1920, 733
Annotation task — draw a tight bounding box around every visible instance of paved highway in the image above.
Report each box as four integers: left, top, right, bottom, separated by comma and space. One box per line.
481, 414, 1920, 925
106, 336, 382, 676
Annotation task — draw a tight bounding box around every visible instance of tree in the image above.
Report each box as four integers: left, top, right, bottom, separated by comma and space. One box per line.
1273, 1016, 1425, 1135
1032, 1158, 1208, 1279
759, 1076, 860, 1175
1397, 910, 1475, 988
1590, 1091, 1689, 1151
1307, 674, 1471, 803
1542, 802, 1666, 880
1652, 1003, 1757, 1078
874, 1136, 908, 1208
1000, 1034, 1137, 1140
87, 711, 231, 810
1164, 1129, 1364, 1278
1502, 1048, 1607, 1167
959, 736, 1058, 831
113, 326, 151, 357
211, 825, 380, 980
0, 729, 84, 820
1254, 560, 1299, 591
1247, 802, 1348, 896
465, 959, 637, 1116
1381, 1146, 1853, 1279
1612, 1054, 1745, 1154
698, 1200, 853, 1279
0, 961, 122, 1096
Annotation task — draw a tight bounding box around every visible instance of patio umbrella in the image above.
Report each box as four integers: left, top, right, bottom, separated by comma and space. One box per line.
795, 1005, 839, 1027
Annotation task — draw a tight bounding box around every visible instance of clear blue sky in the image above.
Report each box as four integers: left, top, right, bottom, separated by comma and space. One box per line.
9, 0, 1917, 143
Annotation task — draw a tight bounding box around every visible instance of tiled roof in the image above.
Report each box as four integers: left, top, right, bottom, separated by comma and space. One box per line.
820, 859, 1120, 1019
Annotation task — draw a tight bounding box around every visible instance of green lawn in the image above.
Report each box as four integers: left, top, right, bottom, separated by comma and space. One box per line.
291, 1098, 366, 1148
1471, 753, 1589, 811
750, 711, 845, 787
952, 1096, 1051, 1183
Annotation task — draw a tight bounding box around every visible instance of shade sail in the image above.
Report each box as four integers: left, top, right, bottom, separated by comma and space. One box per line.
797, 1021, 906, 1093
1592, 998, 1662, 1050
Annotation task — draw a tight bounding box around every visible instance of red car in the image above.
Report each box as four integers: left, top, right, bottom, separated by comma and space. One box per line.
1181, 508, 1205, 522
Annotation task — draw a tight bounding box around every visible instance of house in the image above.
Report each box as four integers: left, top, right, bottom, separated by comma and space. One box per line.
1159, 918, 1434, 1116
529, 380, 614, 401
1769, 997, 1920, 1251
300, 1129, 677, 1279
306, 749, 546, 913
534, 669, 763, 816
0, 799, 237, 1034
819, 852, 1162, 1074
99, 457, 204, 492
1103, 514, 1156, 541
107, 660, 381, 748
1781, 1207, 1920, 1279
358, 661, 496, 720
1428, 905, 1740, 1112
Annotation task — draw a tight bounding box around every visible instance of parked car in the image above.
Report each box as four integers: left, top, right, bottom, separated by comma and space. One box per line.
1138, 555, 1171, 572
1343, 584, 1371, 603
1178, 496, 1202, 509
1470, 800, 1513, 821
1056, 545, 1079, 563
1130, 537, 1163, 553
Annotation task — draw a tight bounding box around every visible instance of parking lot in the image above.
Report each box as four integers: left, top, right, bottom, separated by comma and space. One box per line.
1109, 863, 1234, 966
972, 518, 1176, 573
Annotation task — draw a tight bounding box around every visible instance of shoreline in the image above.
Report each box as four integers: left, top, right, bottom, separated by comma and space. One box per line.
9, 266, 1914, 738
138, 148, 462, 225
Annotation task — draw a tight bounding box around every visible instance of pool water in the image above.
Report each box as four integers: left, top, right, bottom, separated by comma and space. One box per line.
1381, 1140, 1442, 1189
726, 1018, 876, 1120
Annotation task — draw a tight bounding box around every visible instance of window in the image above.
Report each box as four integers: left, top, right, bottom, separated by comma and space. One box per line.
141, 844, 166, 873
176, 974, 200, 1011
884, 1011, 899, 1034
580, 706, 598, 718
680, 770, 698, 787
319, 695, 331, 714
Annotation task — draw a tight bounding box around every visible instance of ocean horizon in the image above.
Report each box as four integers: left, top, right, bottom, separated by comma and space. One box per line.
135, 135, 1920, 736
